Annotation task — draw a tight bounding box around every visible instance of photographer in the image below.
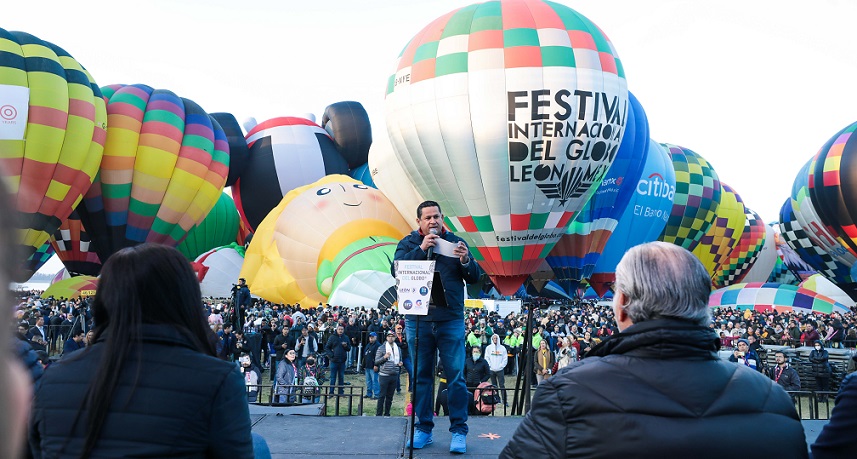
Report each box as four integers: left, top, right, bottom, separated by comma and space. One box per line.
728, 338, 759, 371
295, 326, 318, 368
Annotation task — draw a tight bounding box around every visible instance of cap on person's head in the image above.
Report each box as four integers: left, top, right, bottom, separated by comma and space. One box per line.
737, 338, 749, 346
387, 330, 395, 336
369, 332, 377, 337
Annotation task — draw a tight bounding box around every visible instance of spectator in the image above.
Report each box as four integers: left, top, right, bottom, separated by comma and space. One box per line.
300, 354, 324, 404
768, 351, 801, 392
375, 330, 403, 416
501, 242, 805, 458
325, 325, 350, 394
532, 339, 555, 384
295, 326, 319, 368
29, 244, 254, 458
729, 338, 759, 371
63, 329, 85, 356
363, 332, 381, 399
239, 352, 261, 402
485, 334, 508, 405
800, 322, 821, 346
275, 349, 298, 404
809, 340, 832, 400
464, 346, 490, 388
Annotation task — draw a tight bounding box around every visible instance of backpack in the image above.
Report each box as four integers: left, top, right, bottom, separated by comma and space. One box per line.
473, 382, 501, 414
302, 376, 320, 396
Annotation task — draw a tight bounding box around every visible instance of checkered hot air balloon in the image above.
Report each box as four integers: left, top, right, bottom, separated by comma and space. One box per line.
385, 0, 629, 295
49, 210, 101, 276
807, 121, 857, 260
21, 242, 55, 280
714, 208, 767, 288
76, 84, 229, 264
0, 29, 107, 281
691, 183, 746, 283
657, 144, 721, 251
790, 159, 856, 268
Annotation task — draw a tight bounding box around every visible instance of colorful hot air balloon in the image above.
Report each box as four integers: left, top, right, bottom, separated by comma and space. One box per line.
176, 192, 240, 260
658, 144, 721, 251
21, 242, 55, 280
545, 91, 649, 295
768, 258, 799, 285
49, 210, 101, 276
232, 117, 349, 232
691, 183, 746, 282
589, 139, 676, 296
77, 84, 229, 264
709, 282, 851, 315
385, 0, 629, 295
739, 223, 778, 284
43, 275, 98, 300
321, 101, 373, 169
772, 206, 817, 281
790, 160, 856, 268
713, 208, 766, 288
241, 175, 412, 307
0, 29, 107, 281
780, 195, 855, 292
807, 120, 857, 258
799, 274, 856, 309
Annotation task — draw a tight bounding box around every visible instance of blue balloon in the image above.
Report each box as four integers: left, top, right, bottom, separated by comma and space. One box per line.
590, 139, 676, 295
349, 163, 376, 188
546, 92, 650, 295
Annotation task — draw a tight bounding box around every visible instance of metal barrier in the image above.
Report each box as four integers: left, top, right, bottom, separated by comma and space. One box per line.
786, 390, 838, 420
246, 384, 364, 416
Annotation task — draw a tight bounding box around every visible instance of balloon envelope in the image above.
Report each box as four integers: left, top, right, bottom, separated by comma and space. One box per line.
709, 282, 851, 315
713, 208, 766, 287
50, 210, 102, 276
0, 29, 107, 281
177, 192, 240, 260
691, 183, 746, 282
78, 84, 229, 264
192, 243, 246, 298
385, 0, 629, 295
658, 144, 721, 251
43, 275, 98, 300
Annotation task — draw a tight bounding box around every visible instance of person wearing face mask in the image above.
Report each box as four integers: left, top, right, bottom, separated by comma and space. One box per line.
809, 340, 832, 401
464, 347, 491, 389
300, 354, 325, 404
375, 331, 403, 416
239, 352, 261, 402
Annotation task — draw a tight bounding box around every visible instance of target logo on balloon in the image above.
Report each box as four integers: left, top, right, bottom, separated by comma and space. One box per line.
0, 105, 17, 120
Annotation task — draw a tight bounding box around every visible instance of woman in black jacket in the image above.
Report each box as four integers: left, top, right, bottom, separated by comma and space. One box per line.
809, 340, 832, 399
29, 244, 255, 458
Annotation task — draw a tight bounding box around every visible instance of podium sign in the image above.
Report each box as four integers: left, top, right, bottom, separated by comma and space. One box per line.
394, 260, 434, 316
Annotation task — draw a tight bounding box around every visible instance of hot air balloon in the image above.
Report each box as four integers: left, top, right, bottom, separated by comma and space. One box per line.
191, 243, 246, 298
779, 197, 856, 296
807, 120, 857, 259
713, 208, 766, 288
176, 192, 240, 260
799, 274, 857, 309
43, 275, 98, 300
77, 84, 229, 264
739, 223, 778, 284
691, 184, 746, 282
545, 91, 649, 295
589, 139, 676, 296
349, 163, 376, 188
21, 242, 55, 280
232, 117, 349, 232
210, 112, 250, 187
385, 0, 629, 295
768, 258, 799, 285
321, 101, 373, 169
790, 160, 856, 268
0, 29, 107, 281
772, 213, 816, 281
49, 210, 101, 276
368, 141, 424, 230
241, 175, 412, 307
709, 282, 851, 315
658, 144, 721, 251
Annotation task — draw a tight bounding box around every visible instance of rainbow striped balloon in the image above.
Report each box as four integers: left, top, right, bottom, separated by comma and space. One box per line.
0, 29, 107, 280
77, 84, 229, 264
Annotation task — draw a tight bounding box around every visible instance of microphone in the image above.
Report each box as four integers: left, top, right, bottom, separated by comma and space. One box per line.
427, 228, 438, 260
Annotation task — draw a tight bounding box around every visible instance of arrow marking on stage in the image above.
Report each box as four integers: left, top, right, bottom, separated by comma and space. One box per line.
478, 433, 501, 440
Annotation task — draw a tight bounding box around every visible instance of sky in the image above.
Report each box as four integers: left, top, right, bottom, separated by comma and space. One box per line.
7, 0, 857, 276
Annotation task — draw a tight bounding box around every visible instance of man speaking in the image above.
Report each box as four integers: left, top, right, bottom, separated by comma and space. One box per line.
501, 242, 806, 458
394, 201, 481, 454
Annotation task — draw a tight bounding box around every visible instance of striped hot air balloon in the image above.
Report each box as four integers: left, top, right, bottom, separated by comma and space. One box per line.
77, 84, 229, 264
0, 29, 107, 281
49, 210, 101, 276
176, 191, 240, 261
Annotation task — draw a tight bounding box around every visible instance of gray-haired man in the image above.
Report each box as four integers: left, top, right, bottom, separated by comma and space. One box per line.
501, 242, 807, 459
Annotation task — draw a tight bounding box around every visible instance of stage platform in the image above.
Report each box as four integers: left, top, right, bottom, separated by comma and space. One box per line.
250, 412, 826, 458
